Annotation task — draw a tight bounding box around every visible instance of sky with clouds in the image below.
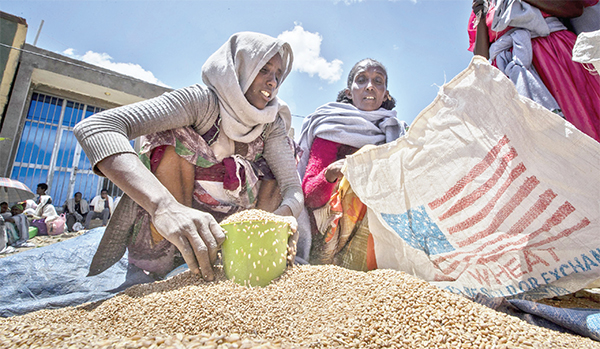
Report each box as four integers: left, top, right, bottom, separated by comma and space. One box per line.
4, 0, 474, 136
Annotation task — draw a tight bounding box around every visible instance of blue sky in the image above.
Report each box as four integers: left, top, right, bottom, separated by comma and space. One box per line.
3, 0, 474, 137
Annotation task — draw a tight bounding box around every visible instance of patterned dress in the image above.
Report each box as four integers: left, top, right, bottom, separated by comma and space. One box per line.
125, 117, 275, 277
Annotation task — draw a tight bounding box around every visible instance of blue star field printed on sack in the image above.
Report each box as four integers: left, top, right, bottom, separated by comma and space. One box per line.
381, 206, 455, 256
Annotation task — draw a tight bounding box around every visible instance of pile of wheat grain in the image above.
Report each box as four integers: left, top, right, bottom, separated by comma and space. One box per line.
1, 265, 599, 348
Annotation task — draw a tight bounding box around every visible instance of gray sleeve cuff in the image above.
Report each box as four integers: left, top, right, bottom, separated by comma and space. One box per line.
76, 130, 137, 176
263, 117, 304, 218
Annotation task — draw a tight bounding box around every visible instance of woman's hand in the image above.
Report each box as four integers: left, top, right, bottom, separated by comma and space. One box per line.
152, 199, 225, 280
472, 0, 488, 15
97, 152, 226, 280
325, 159, 345, 183
278, 214, 298, 266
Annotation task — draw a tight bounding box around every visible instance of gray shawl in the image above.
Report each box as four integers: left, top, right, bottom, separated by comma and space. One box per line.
202, 32, 294, 143
298, 102, 407, 179
12, 213, 29, 243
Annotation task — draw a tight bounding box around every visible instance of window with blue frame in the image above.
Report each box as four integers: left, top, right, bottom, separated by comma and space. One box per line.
10, 92, 127, 208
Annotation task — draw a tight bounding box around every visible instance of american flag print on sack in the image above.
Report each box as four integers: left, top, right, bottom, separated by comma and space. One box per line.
382, 134, 592, 288
428, 135, 590, 280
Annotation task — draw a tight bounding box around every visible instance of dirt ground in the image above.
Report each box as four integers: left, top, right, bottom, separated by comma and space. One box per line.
2, 227, 600, 310
537, 289, 600, 309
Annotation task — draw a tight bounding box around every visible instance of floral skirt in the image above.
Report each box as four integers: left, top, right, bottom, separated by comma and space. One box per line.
108, 126, 269, 277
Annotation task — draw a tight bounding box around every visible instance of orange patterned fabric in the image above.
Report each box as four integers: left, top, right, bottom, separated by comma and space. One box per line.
309, 178, 376, 271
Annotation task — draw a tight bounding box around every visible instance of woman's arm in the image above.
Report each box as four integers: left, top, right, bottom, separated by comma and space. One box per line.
472, 0, 491, 58
74, 86, 224, 280
302, 137, 341, 209
262, 117, 303, 218
523, 0, 585, 18
97, 153, 225, 280
73, 85, 218, 176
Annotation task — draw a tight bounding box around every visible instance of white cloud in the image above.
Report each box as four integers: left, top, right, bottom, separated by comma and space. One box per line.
277, 25, 343, 84
62, 49, 169, 87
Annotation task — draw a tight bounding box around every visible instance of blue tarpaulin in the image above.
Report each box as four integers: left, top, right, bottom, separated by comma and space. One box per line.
474, 294, 600, 341
0, 227, 154, 317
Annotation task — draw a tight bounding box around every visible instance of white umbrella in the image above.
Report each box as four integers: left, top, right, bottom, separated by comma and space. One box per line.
0, 177, 35, 203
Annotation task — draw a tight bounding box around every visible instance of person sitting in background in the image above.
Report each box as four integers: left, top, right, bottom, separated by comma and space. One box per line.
29, 195, 60, 236
469, 0, 600, 142
35, 183, 49, 203
6, 204, 33, 247
63, 192, 89, 232
22, 199, 38, 216
298, 58, 407, 270
85, 189, 113, 229
0, 202, 10, 220
23, 183, 49, 216
0, 214, 16, 254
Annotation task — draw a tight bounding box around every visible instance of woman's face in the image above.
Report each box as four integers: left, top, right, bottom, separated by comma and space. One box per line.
245, 53, 284, 110
345, 63, 389, 111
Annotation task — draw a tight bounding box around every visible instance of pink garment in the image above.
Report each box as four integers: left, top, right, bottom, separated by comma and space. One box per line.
468, 3, 600, 142
302, 137, 357, 209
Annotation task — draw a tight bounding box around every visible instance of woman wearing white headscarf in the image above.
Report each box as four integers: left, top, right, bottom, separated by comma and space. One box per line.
29, 195, 60, 236
74, 32, 303, 280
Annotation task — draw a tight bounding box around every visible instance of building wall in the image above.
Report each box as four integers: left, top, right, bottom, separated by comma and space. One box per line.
0, 22, 172, 205
0, 12, 27, 124
0, 43, 172, 177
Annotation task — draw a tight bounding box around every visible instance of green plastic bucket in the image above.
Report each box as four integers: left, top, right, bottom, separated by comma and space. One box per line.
28, 226, 38, 239
220, 220, 292, 287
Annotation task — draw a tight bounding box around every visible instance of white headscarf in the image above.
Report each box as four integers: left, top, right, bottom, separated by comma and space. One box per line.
33, 195, 59, 221
202, 32, 294, 143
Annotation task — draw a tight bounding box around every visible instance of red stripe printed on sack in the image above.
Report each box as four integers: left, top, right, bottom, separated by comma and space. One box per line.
447, 163, 527, 235
428, 135, 510, 210
435, 201, 579, 275
506, 189, 557, 236
434, 200, 572, 265
471, 218, 589, 266
528, 217, 591, 248
438, 147, 518, 221
419, 133, 590, 280
432, 189, 558, 265
456, 176, 540, 247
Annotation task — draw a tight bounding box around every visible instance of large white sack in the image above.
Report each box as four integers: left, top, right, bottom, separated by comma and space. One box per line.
344, 56, 600, 300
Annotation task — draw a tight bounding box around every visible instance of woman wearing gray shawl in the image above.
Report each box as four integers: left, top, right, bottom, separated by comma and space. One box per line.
298, 58, 407, 269
74, 32, 303, 280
